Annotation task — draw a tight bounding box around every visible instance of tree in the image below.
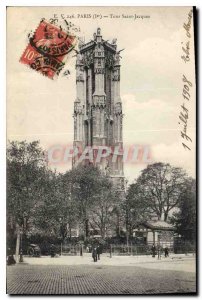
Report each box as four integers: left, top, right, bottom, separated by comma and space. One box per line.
69, 164, 105, 240
89, 175, 118, 238
171, 178, 196, 242
127, 163, 188, 222
64, 164, 125, 240
57, 172, 79, 240
7, 140, 48, 260
32, 169, 63, 238
33, 164, 123, 242
124, 183, 152, 237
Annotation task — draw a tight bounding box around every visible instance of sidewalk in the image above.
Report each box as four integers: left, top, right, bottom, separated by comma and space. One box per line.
18, 253, 196, 273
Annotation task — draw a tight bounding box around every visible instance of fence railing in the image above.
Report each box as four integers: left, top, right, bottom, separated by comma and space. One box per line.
173, 243, 196, 254
60, 241, 195, 256
109, 244, 159, 256
61, 244, 80, 256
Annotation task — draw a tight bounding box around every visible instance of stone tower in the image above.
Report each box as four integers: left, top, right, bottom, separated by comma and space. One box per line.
73, 28, 124, 190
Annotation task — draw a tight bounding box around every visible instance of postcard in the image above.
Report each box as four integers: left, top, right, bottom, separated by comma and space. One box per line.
6, 6, 196, 295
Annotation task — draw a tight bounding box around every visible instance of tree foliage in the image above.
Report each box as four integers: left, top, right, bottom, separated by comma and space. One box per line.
7, 141, 120, 243
124, 183, 152, 236
68, 165, 119, 239
127, 163, 188, 222
171, 178, 196, 242
7, 141, 196, 248
7, 140, 47, 231
89, 176, 118, 238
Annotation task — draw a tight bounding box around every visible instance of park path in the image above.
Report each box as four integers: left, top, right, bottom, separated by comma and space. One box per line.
18, 253, 196, 273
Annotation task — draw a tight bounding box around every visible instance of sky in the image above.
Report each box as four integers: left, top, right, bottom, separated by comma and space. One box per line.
7, 6, 196, 182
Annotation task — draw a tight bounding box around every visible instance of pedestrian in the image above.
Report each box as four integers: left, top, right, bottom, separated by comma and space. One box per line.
50, 244, 55, 258
97, 245, 101, 260
92, 247, 98, 262
151, 244, 156, 258
86, 246, 89, 253
164, 247, 169, 257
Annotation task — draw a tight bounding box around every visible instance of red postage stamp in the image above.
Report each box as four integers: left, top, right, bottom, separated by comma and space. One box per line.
20, 20, 77, 79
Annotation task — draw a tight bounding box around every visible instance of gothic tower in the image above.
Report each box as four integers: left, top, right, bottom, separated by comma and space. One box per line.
73, 28, 124, 190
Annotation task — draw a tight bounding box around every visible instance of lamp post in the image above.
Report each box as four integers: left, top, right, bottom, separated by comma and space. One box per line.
59, 217, 64, 256
110, 244, 112, 258
158, 234, 161, 260
125, 179, 129, 252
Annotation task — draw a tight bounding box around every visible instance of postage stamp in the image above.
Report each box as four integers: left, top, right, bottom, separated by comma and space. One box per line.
20, 20, 77, 79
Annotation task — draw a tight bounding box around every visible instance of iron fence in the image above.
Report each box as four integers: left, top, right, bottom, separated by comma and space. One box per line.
60, 240, 195, 256
61, 244, 80, 256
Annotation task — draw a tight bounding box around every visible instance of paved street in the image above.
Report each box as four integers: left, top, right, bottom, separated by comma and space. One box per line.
7, 254, 196, 295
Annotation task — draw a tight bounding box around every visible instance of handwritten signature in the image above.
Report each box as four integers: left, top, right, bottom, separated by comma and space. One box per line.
183, 10, 193, 38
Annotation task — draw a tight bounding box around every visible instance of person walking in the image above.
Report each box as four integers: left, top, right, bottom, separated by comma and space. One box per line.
50, 244, 56, 258
92, 247, 98, 262
151, 244, 156, 258
97, 245, 101, 260
164, 247, 169, 257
